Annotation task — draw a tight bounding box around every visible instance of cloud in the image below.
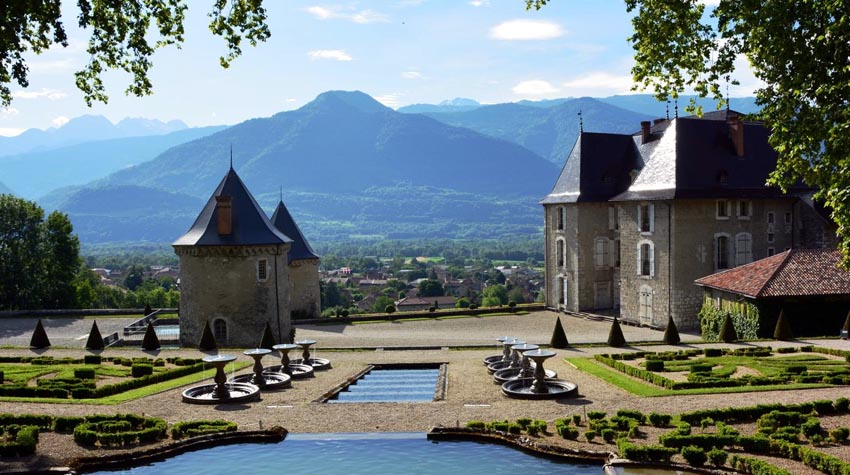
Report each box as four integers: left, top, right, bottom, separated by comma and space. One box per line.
27, 59, 76, 73
12, 88, 67, 100
306, 6, 389, 23
562, 72, 635, 95
1, 107, 19, 118
51, 116, 70, 128
0, 127, 24, 137
308, 49, 353, 61
401, 70, 422, 79
374, 93, 404, 108
512, 80, 559, 95
490, 20, 564, 41
469, 0, 490, 6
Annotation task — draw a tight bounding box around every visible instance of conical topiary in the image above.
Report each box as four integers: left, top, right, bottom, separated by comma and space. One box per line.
29, 319, 51, 349
607, 317, 626, 347
143, 303, 153, 316
719, 313, 738, 343
85, 320, 105, 351
259, 322, 276, 349
550, 317, 569, 348
141, 321, 161, 350
842, 310, 850, 336
773, 309, 793, 341
663, 315, 680, 345
198, 321, 218, 351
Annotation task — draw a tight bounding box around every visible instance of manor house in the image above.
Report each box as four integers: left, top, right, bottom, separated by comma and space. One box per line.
174, 166, 320, 347
541, 111, 836, 330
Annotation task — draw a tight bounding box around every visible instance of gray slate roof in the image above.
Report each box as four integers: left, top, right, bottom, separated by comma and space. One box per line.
173, 167, 292, 247
271, 200, 319, 263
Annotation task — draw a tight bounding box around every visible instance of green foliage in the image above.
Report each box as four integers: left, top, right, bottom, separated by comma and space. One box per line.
708, 447, 728, 467
385, 305, 396, 314
481, 284, 508, 307
171, 420, 237, 439
662, 315, 680, 345
73, 414, 167, 447
587, 411, 606, 421
198, 321, 217, 351
141, 322, 160, 351
550, 317, 569, 348
681, 445, 707, 467
607, 317, 626, 347
648, 413, 672, 428
84, 355, 101, 365
0, 425, 39, 457
719, 313, 738, 343
699, 298, 759, 341
616, 409, 646, 424
616, 440, 676, 463
372, 296, 396, 314
418, 279, 444, 297
74, 368, 95, 379
829, 427, 849, 442
584, 430, 596, 442
85, 320, 105, 351
773, 309, 793, 341
465, 420, 486, 429
131, 364, 153, 378
455, 297, 470, 309
676, 422, 692, 436
729, 455, 793, 475
29, 319, 50, 349
645, 360, 664, 372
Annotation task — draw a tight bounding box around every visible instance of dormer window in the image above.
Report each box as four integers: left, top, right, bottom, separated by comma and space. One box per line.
716, 200, 731, 220
638, 203, 654, 234
737, 200, 751, 220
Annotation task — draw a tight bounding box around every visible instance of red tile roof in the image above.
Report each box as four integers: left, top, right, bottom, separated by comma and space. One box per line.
695, 249, 850, 298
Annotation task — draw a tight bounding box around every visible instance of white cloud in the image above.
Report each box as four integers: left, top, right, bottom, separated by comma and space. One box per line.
562, 72, 635, 95
308, 49, 353, 61
306, 6, 389, 23
490, 20, 564, 41
13, 88, 67, 100
512, 80, 559, 95
469, 0, 490, 6
27, 58, 76, 73
0, 127, 24, 137
401, 70, 422, 79
374, 93, 404, 108
1, 107, 19, 118
51, 116, 70, 128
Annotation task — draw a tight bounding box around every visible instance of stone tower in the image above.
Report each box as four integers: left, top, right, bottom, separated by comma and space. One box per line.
174, 167, 292, 348
271, 199, 321, 320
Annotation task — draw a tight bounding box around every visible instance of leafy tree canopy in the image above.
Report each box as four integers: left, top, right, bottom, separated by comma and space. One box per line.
1, 0, 270, 107
528, 0, 850, 264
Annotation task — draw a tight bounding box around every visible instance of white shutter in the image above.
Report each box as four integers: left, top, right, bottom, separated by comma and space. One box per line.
649, 204, 655, 233
637, 205, 642, 232
636, 244, 642, 275
608, 206, 616, 230
649, 245, 655, 277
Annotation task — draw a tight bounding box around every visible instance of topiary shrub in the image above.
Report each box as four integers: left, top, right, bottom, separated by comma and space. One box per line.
719, 314, 738, 343
171, 420, 237, 439
704, 348, 723, 357
29, 319, 51, 349
681, 445, 707, 466
645, 360, 664, 372
469, 304, 478, 310
587, 411, 606, 420
707, 447, 728, 466
508, 301, 517, 312
198, 320, 217, 351
84, 355, 101, 365
773, 309, 793, 340
648, 413, 672, 427
607, 317, 626, 347
131, 364, 153, 378
141, 322, 160, 351
340, 309, 349, 317
428, 306, 436, 313
584, 430, 597, 442
466, 420, 486, 429
550, 317, 569, 348
259, 322, 275, 349
385, 305, 396, 314
74, 368, 95, 379
85, 321, 105, 351
663, 315, 680, 345
572, 414, 582, 426
143, 304, 153, 316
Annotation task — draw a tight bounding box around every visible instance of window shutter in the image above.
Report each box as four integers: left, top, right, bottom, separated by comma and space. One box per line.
637, 205, 642, 231
608, 239, 615, 268
649, 245, 655, 277
649, 204, 655, 233
608, 206, 615, 230
636, 244, 642, 276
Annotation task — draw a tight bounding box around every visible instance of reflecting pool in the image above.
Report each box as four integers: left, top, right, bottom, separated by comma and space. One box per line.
88, 432, 599, 474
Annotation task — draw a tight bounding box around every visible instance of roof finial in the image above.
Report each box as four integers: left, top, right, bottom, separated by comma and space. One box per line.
666, 100, 670, 120
726, 76, 731, 111
229, 145, 233, 170
578, 110, 583, 133
674, 98, 679, 119
279, 186, 283, 203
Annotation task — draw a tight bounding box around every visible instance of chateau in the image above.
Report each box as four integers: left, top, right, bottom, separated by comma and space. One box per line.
174, 166, 320, 347
541, 111, 836, 329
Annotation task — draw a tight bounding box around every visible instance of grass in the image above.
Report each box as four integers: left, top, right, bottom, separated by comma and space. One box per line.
567, 357, 832, 397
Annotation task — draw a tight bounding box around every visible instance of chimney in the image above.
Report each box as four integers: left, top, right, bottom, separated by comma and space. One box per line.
640, 121, 651, 144
216, 195, 232, 235
728, 115, 744, 157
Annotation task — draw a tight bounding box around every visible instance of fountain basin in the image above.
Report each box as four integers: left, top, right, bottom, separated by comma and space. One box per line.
291, 357, 332, 371
230, 372, 291, 390
501, 378, 578, 400
181, 382, 260, 404
493, 366, 557, 384
264, 363, 315, 379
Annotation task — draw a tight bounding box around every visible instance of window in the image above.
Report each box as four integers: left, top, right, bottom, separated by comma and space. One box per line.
716, 200, 731, 219
608, 206, 617, 230
767, 212, 775, 224
716, 234, 730, 270
257, 259, 269, 281
639, 285, 653, 325
767, 232, 775, 243
213, 319, 227, 342
614, 239, 621, 268
594, 238, 610, 268
556, 207, 565, 230
556, 239, 566, 268
637, 240, 655, 277
557, 277, 566, 305
638, 203, 654, 233
784, 212, 792, 224
768, 247, 775, 257
738, 200, 751, 219
735, 233, 753, 265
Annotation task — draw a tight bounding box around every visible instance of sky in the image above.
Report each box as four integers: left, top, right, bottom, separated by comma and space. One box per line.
0, 0, 760, 136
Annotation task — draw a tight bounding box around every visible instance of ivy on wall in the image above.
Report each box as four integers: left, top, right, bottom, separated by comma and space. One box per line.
699, 295, 760, 341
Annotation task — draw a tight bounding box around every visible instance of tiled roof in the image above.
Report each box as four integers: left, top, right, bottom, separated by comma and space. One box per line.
695, 249, 850, 298
271, 200, 319, 262
174, 167, 292, 247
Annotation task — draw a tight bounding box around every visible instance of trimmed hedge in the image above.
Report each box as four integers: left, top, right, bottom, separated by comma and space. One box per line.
171, 420, 237, 439
730, 455, 793, 475
73, 414, 167, 447
617, 440, 676, 463
0, 425, 38, 457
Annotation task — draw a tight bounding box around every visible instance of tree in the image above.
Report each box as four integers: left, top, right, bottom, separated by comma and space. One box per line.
528, 0, 850, 265
663, 315, 681, 345
550, 317, 569, 349
372, 295, 395, 313
42, 212, 81, 308
481, 284, 508, 307
773, 309, 794, 341
123, 266, 144, 291
607, 317, 626, 347
719, 313, 738, 343
141, 321, 161, 351
1, 1, 270, 107
418, 279, 444, 297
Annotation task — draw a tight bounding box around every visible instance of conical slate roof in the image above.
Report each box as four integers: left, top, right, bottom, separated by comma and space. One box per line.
271, 200, 319, 262
173, 167, 292, 246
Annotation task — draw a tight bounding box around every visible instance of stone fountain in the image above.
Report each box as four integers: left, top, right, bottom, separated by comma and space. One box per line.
501, 349, 578, 400
292, 339, 331, 371
486, 339, 524, 373
493, 343, 558, 384
265, 343, 314, 379
230, 349, 291, 390
182, 354, 260, 404
483, 336, 512, 366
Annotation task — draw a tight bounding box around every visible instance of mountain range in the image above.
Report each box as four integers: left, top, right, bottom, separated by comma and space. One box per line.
0, 182, 12, 195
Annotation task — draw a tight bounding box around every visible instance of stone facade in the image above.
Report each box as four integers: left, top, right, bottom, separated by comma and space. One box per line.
176, 245, 291, 348
289, 259, 321, 320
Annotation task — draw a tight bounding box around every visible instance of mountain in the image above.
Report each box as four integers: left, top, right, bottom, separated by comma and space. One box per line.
0, 115, 189, 157
0, 126, 225, 200
598, 94, 760, 117
0, 181, 13, 195
397, 98, 482, 114
62, 90, 557, 243
418, 97, 654, 164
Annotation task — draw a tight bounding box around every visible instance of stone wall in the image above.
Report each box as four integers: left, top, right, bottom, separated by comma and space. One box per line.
289, 259, 321, 320
176, 244, 291, 348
